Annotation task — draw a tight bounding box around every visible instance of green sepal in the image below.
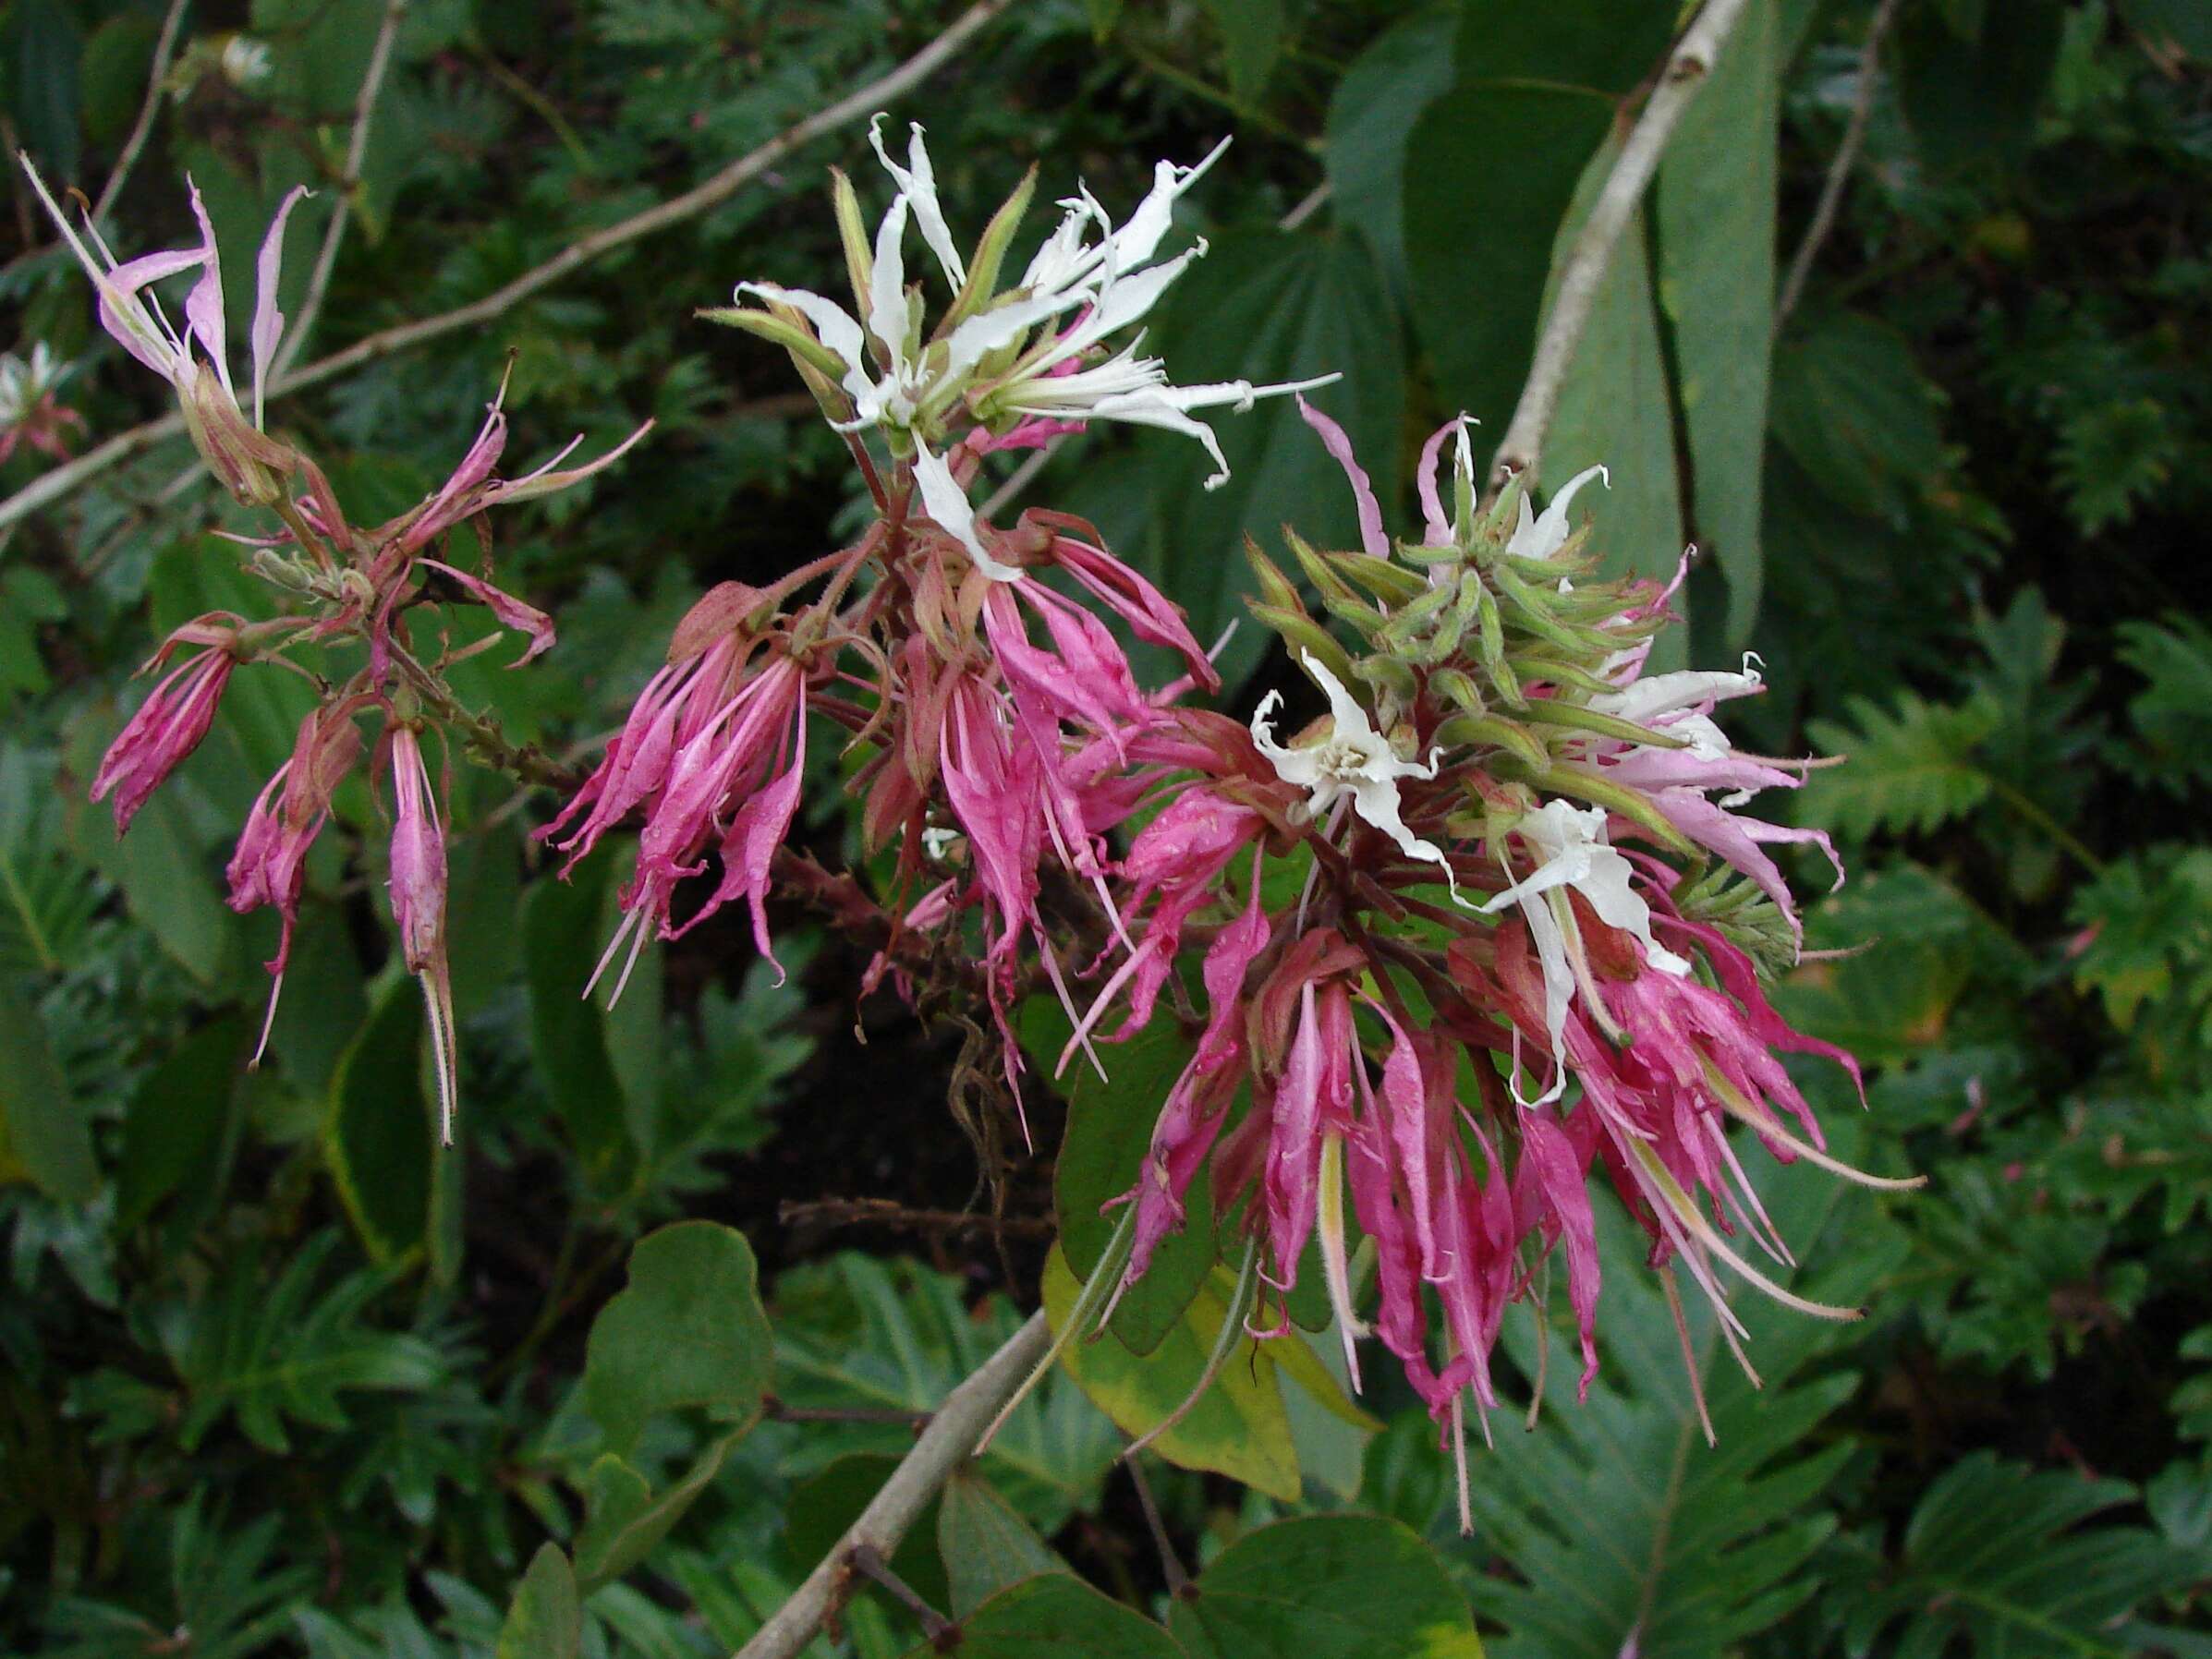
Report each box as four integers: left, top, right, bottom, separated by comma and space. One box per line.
1250, 604, 1355, 689
697, 306, 852, 386
1333, 551, 1428, 607
829, 167, 873, 321
940, 165, 1039, 333
1519, 699, 1690, 749
1434, 712, 1550, 771
1527, 764, 1700, 855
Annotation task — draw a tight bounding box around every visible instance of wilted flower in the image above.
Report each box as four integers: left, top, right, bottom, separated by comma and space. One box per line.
21, 155, 310, 503
90, 614, 242, 834
386, 723, 458, 1144
227, 703, 363, 1059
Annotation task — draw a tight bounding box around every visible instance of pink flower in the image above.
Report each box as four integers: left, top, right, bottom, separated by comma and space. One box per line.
91, 616, 241, 834
386, 724, 460, 1143
227, 704, 362, 1060
582, 653, 808, 1003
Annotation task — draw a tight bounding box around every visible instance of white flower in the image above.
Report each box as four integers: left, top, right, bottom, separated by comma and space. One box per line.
1478, 799, 1690, 1104
221, 35, 272, 87
1252, 652, 1460, 898
0, 341, 67, 423
1586, 654, 1766, 768
1505, 464, 1609, 560
725, 118, 1336, 576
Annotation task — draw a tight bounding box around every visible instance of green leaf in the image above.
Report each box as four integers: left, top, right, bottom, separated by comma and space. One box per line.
1197, 0, 1283, 105
1454, 0, 1677, 94
782, 1452, 953, 1613
2118, 613, 2212, 793
0, 992, 96, 1204
911, 1572, 1185, 1659
323, 975, 433, 1264
1171, 1515, 1482, 1659
496, 1544, 581, 1659
116, 1013, 245, 1235
937, 1470, 1067, 1617
1801, 691, 2001, 841
1654, 0, 1781, 644
1895, 0, 2065, 170
1451, 1123, 1900, 1657
1844, 1451, 2205, 1655
79, 11, 157, 142
6, 0, 84, 176
573, 1433, 734, 1592
168, 1229, 444, 1454
1042, 1248, 1300, 1502
1064, 230, 1401, 688
523, 855, 640, 1193
1540, 192, 1685, 612
83, 783, 237, 987
1768, 311, 1943, 524
581, 1219, 772, 1452
1022, 997, 1215, 1356
1405, 83, 1612, 437
1323, 6, 1456, 297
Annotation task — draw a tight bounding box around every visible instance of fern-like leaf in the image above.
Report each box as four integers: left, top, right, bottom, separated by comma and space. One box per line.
1803, 691, 2002, 840
1437, 1120, 1906, 1656
1842, 1450, 2204, 1655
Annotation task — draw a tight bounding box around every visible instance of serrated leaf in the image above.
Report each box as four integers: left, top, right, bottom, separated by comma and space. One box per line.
1802, 691, 2000, 840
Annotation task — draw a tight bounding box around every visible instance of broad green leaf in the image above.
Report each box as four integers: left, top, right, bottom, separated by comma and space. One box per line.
116, 1013, 245, 1235
1454, 0, 1677, 94
79, 11, 157, 142
1768, 313, 1943, 524
1042, 1247, 1300, 1502
0, 992, 96, 1203
84, 783, 237, 987
323, 975, 433, 1264
782, 1452, 952, 1613
1655, 0, 1780, 644
1197, 0, 1283, 105
573, 1434, 733, 1592
905, 1572, 1185, 1659
7, 0, 83, 177
523, 855, 639, 1192
1541, 196, 1686, 607
1405, 85, 1612, 437
1170, 1515, 1482, 1659
264, 901, 370, 1098
1062, 231, 1402, 689
581, 1219, 772, 1452
938, 1471, 1066, 1617
1022, 997, 1215, 1356
496, 1544, 580, 1659
1895, 0, 2065, 170
1323, 6, 1456, 297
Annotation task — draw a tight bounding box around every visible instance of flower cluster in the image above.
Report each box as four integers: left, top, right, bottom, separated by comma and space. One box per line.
27, 157, 648, 1135
37, 117, 1890, 1497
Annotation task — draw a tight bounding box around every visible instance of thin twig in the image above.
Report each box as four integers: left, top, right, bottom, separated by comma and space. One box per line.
733, 1310, 1050, 1659
1125, 1456, 1188, 1596
0, 0, 1016, 534
90, 0, 192, 224
273, 0, 410, 381
1486, 0, 1756, 494
779, 1196, 1055, 1239
1773, 0, 1905, 333
848, 1545, 953, 1640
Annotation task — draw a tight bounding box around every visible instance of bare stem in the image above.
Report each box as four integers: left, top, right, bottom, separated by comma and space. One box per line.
1773, 0, 1905, 333
732, 1310, 1051, 1659
89, 0, 191, 224
0, 0, 1016, 535
1486, 0, 1756, 494
273, 0, 410, 381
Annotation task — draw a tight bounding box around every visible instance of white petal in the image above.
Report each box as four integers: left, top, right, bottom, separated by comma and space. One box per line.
1508, 463, 1609, 559
734, 281, 876, 405
912, 440, 1020, 581
1298, 651, 1379, 748
867, 192, 912, 357
1250, 689, 1325, 788
869, 116, 966, 291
